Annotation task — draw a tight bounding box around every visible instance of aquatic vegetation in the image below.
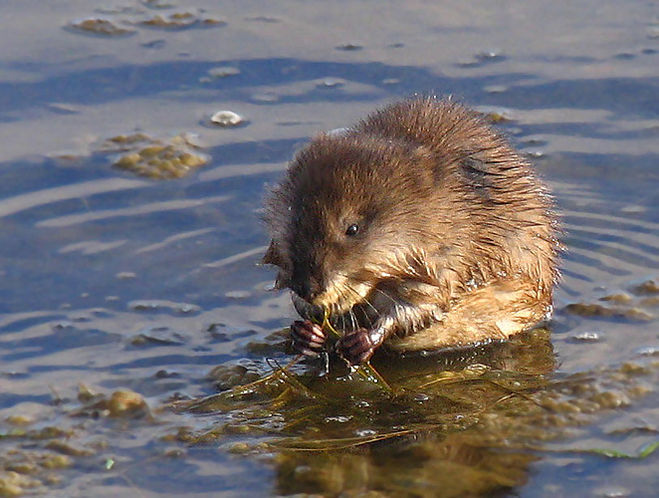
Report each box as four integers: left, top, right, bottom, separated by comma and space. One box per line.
559, 441, 659, 460
0, 387, 152, 496
170, 325, 658, 496
5, 1, 659, 494
65, 2, 225, 37
140, 12, 226, 30
68, 18, 136, 36
143, 0, 175, 8
565, 279, 656, 322
104, 132, 209, 179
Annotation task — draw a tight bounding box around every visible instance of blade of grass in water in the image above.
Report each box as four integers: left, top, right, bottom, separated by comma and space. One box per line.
172, 354, 306, 412
320, 310, 393, 393
538, 440, 659, 459
173, 309, 393, 415
578, 440, 659, 459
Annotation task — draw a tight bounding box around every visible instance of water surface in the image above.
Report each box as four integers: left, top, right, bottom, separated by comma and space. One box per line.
0, 1, 657, 496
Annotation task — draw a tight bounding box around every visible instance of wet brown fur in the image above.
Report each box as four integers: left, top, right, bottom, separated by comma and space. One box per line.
263, 97, 560, 354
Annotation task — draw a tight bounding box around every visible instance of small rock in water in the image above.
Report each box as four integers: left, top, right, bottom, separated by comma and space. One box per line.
475, 49, 505, 61
483, 85, 508, 94
244, 16, 280, 23
635, 345, 659, 356
144, 0, 175, 7
525, 150, 545, 158
591, 390, 630, 409
47, 102, 80, 114
210, 110, 243, 127
317, 77, 345, 88
572, 331, 601, 342
107, 390, 149, 417
647, 25, 659, 39
177, 303, 200, 314
458, 49, 505, 67
619, 204, 645, 214
207, 66, 240, 78
208, 364, 260, 390
142, 39, 166, 49
324, 415, 352, 423
600, 293, 632, 304
225, 290, 251, 299
336, 43, 363, 51
228, 442, 251, 454
596, 486, 631, 498
632, 280, 658, 295
251, 92, 279, 103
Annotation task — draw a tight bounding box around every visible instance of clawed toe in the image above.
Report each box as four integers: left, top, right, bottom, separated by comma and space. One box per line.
290, 321, 384, 365
336, 328, 377, 365
290, 320, 327, 356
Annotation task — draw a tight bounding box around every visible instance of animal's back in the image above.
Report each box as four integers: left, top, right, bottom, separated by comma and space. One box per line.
263, 97, 560, 364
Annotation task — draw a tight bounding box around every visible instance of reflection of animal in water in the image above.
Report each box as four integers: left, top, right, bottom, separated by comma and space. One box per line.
263, 97, 560, 365
268, 327, 557, 497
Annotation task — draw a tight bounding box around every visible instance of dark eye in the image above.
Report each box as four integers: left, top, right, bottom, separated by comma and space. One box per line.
345, 223, 359, 236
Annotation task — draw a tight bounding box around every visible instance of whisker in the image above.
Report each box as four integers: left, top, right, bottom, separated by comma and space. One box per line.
372, 286, 413, 334
344, 283, 379, 314
333, 283, 367, 331
340, 303, 347, 332
343, 284, 379, 327
349, 308, 357, 331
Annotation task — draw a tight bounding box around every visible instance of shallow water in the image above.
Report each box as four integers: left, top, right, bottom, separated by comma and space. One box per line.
1, 1, 658, 496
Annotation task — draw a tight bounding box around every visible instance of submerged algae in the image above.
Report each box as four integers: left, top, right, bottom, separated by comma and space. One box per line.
104, 133, 209, 179
172, 321, 658, 497
0, 388, 152, 496
65, 1, 225, 38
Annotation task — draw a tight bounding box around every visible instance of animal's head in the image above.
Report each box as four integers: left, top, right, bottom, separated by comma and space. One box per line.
263, 133, 451, 314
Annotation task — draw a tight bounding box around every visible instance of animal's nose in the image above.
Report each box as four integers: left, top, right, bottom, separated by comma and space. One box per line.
291, 279, 312, 301
290, 271, 323, 302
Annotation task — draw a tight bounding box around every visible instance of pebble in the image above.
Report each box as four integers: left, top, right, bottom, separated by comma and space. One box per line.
336, 43, 363, 51
317, 77, 345, 88
572, 331, 601, 342
208, 66, 240, 78
635, 345, 659, 356
211, 110, 243, 127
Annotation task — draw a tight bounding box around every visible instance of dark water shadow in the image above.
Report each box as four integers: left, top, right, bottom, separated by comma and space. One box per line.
175, 328, 556, 497
3, 57, 659, 118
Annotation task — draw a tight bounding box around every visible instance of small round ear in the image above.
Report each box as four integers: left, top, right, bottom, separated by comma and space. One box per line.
262, 240, 282, 266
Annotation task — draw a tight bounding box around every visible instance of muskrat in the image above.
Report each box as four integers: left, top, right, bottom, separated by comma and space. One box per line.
263, 97, 560, 365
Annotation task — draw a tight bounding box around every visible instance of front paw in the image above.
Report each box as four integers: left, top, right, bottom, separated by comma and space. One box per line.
336, 327, 384, 365
290, 320, 327, 356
